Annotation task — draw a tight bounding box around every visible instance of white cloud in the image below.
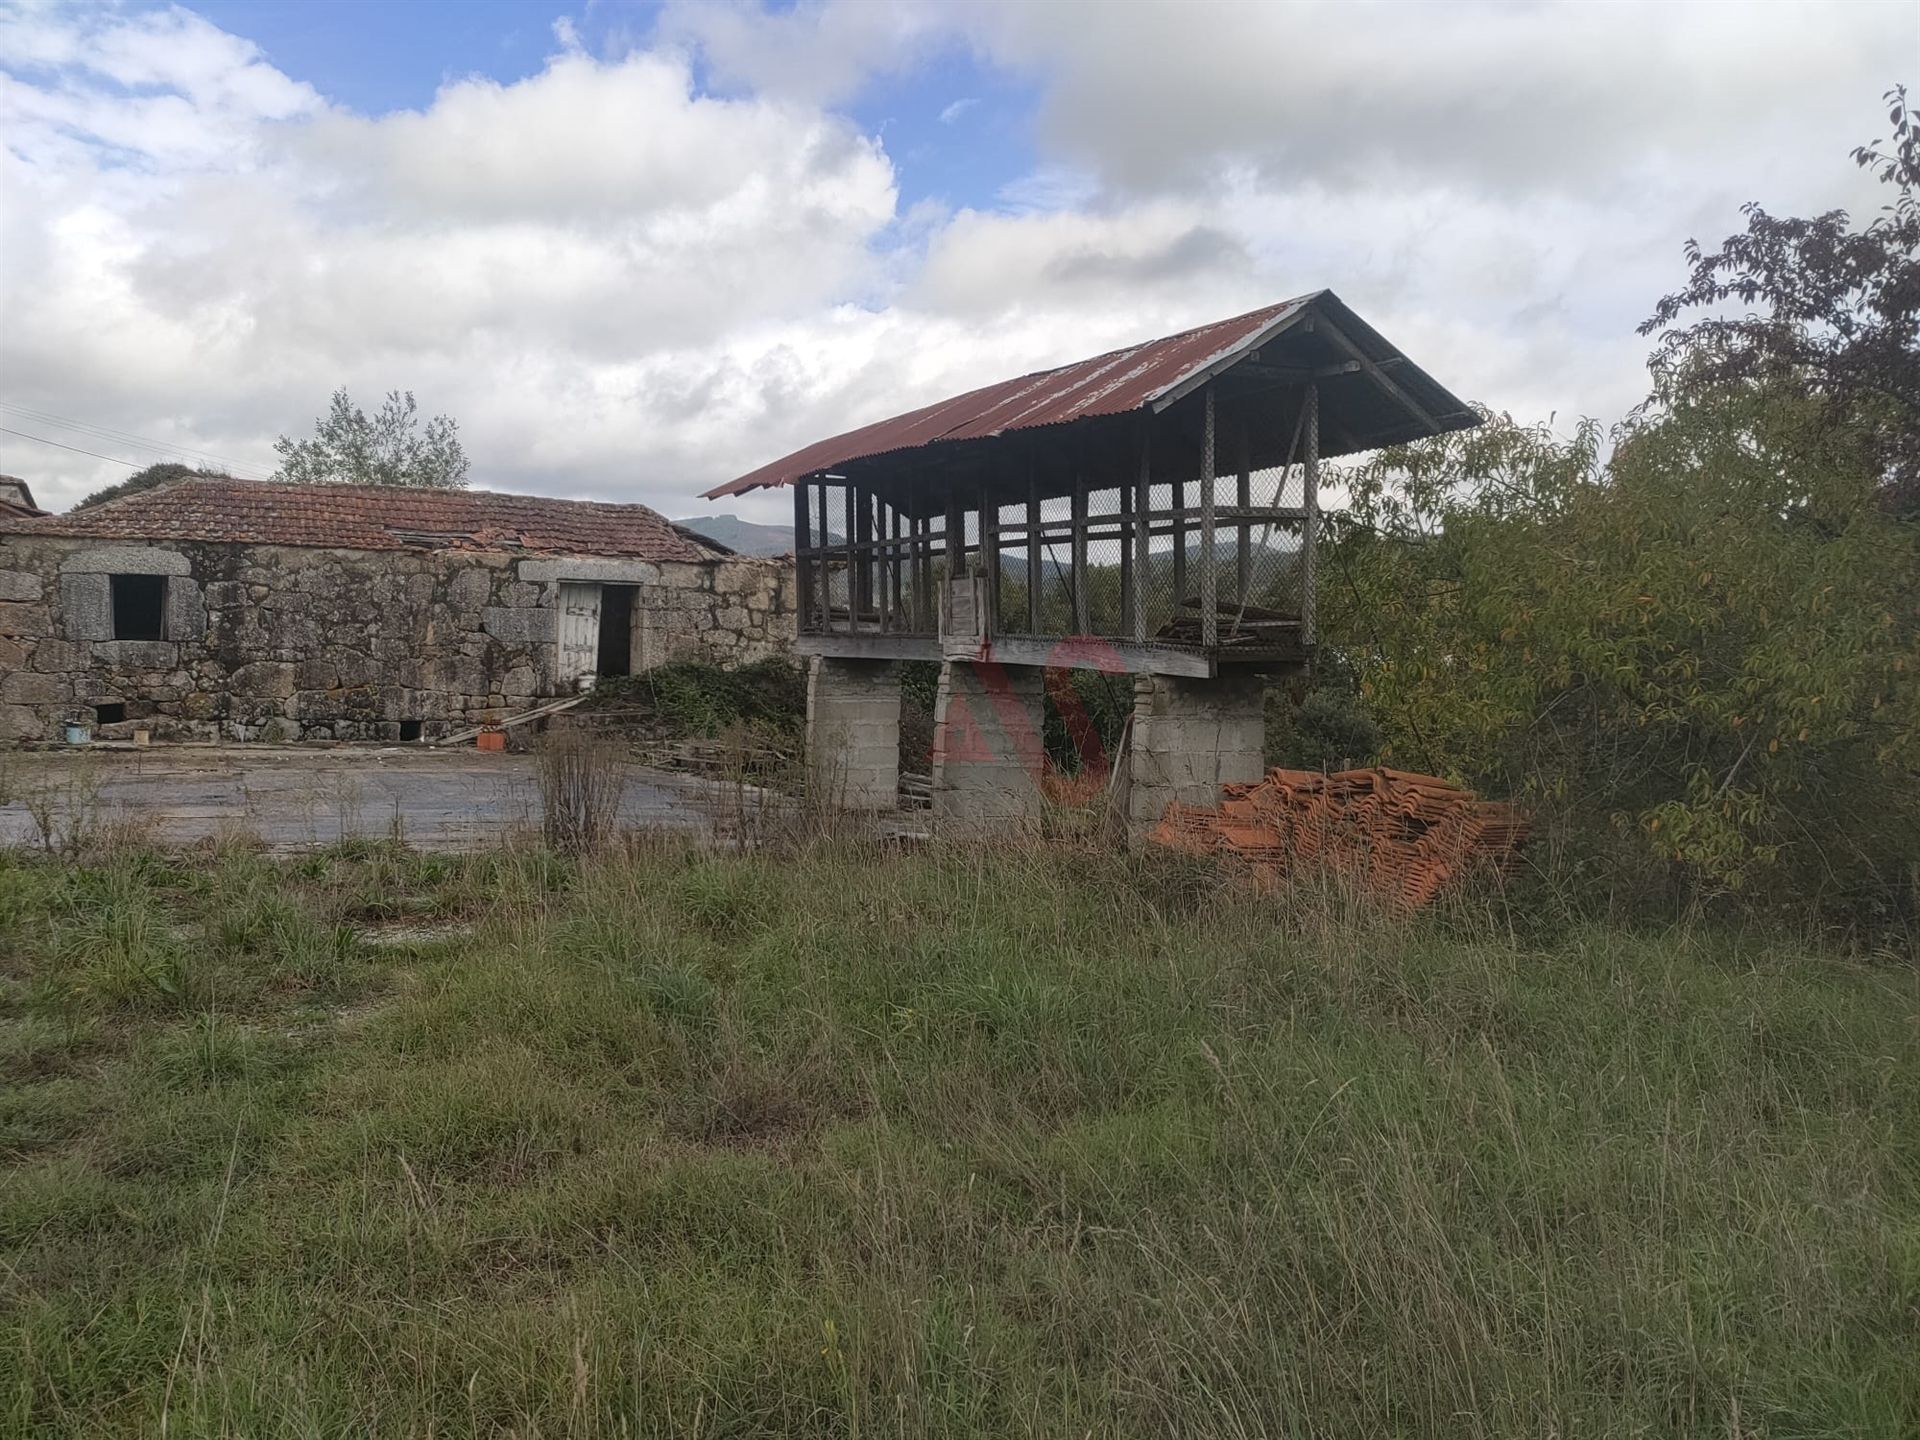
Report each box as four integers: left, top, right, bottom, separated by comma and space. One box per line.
0, 0, 1909, 526
938, 96, 977, 125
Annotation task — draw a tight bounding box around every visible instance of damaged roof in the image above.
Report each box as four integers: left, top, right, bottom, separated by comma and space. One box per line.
0, 478, 721, 562
705, 290, 1478, 499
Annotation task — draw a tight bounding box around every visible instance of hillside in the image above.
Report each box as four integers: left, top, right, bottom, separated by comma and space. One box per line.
674, 512, 804, 557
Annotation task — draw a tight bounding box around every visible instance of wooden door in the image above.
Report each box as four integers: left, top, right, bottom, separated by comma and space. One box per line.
556, 582, 602, 687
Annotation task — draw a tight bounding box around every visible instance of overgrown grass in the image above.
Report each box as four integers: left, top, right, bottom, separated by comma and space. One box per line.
1, 838, 1915, 1436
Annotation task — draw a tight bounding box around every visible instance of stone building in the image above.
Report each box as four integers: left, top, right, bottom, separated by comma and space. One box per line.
0, 478, 795, 743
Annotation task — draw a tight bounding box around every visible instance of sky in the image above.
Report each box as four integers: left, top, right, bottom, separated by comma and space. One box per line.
0, 0, 1912, 521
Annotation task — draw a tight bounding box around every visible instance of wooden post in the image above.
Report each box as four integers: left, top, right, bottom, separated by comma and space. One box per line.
1303, 383, 1319, 646
814, 479, 832, 633
875, 494, 891, 634
1200, 385, 1217, 649
1132, 426, 1150, 643
793, 479, 812, 632
843, 484, 857, 634
1235, 422, 1251, 611
1071, 474, 1089, 635
980, 482, 999, 635
946, 491, 963, 575
1171, 467, 1186, 619
1026, 465, 1041, 634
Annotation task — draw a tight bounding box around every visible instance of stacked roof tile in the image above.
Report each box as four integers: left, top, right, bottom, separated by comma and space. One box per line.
1150, 767, 1529, 911
0, 478, 717, 562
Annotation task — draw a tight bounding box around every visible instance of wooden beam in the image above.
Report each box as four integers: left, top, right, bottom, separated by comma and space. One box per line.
1315, 315, 1442, 432
1149, 300, 1318, 411
980, 635, 1213, 679
797, 633, 942, 663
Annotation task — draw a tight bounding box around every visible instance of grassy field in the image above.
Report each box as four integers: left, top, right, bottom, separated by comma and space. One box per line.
1, 838, 1916, 1437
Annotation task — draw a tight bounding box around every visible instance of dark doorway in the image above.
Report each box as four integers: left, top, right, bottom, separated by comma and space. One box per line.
398, 720, 423, 742
110, 574, 166, 640
596, 585, 635, 677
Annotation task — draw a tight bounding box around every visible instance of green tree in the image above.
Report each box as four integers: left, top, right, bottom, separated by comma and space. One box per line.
1641, 84, 1918, 515
273, 388, 468, 490
1325, 396, 1919, 909
73, 461, 213, 511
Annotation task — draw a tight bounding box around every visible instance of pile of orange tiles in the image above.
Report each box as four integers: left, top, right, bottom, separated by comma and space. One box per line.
1149, 767, 1529, 911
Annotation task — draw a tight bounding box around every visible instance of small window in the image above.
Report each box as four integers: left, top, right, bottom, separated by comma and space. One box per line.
95, 702, 127, 725
110, 574, 167, 641
398, 720, 423, 742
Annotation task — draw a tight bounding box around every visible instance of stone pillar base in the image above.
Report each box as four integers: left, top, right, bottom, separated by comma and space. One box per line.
932, 660, 1046, 833
806, 657, 900, 811
1128, 672, 1267, 836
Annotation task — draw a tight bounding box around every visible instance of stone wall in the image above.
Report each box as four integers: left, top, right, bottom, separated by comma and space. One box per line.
0, 536, 795, 743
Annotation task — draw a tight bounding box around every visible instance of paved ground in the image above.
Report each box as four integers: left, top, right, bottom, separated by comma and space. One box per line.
0, 744, 757, 851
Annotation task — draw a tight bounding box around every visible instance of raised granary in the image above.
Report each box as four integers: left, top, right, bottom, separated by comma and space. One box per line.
703, 290, 1479, 829
0, 478, 795, 743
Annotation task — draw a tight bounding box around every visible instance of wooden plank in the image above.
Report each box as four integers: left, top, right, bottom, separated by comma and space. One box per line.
435, 692, 587, 746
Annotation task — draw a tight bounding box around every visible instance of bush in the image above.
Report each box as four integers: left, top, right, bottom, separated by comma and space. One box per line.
539, 726, 629, 856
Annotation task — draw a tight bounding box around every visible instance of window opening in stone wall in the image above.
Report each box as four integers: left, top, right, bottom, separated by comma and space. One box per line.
597, 584, 635, 678
110, 574, 166, 641
94, 702, 126, 725
399, 720, 423, 742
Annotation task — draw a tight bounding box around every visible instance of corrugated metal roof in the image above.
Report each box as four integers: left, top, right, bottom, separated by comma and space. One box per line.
705, 290, 1475, 499
1, 478, 719, 562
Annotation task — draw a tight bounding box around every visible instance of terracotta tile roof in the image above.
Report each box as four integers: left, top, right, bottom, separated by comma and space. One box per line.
0, 478, 718, 562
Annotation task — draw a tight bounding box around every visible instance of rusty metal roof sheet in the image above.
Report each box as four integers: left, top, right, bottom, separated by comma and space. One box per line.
705, 290, 1476, 499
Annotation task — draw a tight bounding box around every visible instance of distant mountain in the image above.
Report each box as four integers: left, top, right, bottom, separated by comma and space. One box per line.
674, 513, 796, 557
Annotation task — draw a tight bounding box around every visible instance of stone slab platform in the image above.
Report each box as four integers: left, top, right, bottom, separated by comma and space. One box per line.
0, 745, 746, 852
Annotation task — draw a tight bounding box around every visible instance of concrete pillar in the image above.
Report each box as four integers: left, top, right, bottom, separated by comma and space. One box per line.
806, 657, 900, 810
1128, 672, 1267, 835
931, 660, 1046, 832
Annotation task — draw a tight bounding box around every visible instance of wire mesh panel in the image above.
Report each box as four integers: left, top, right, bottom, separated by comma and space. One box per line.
1230, 460, 1307, 633
788, 377, 1316, 661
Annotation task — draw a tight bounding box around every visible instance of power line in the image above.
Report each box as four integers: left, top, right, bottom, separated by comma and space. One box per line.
0, 425, 144, 469
0, 401, 272, 479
